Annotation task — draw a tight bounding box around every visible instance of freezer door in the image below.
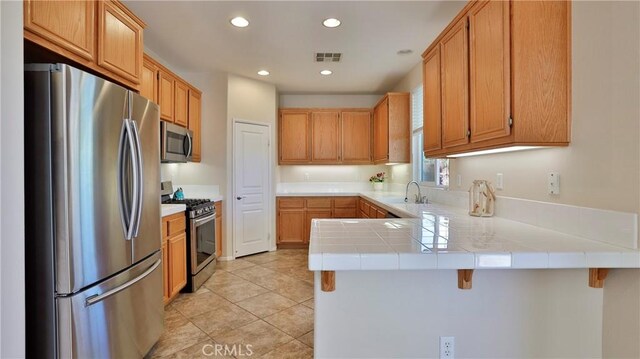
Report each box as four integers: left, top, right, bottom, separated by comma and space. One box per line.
130, 92, 162, 263
57, 252, 164, 359
49, 65, 139, 293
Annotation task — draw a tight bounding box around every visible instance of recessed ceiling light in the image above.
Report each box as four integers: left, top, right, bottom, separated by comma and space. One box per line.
257, 70, 270, 76
230, 17, 249, 28
397, 49, 413, 55
323, 18, 341, 28
320, 70, 333, 76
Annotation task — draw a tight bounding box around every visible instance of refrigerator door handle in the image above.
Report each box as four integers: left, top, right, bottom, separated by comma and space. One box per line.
125, 119, 139, 240
84, 258, 161, 307
117, 119, 130, 238
130, 120, 144, 238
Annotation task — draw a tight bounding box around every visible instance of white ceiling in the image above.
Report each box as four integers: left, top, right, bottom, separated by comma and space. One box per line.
124, 1, 466, 94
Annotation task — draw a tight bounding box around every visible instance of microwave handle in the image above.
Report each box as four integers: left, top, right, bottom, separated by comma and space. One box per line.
186, 132, 193, 158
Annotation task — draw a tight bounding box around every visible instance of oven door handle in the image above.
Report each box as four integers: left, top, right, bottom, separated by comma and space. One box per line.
193, 213, 215, 226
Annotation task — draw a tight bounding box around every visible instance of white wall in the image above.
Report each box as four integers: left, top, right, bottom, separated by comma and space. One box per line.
0, 1, 24, 357
227, 74, 278, 255
279, 94, 382, 108
279, 165, 388, 183
315, 269, 603, 358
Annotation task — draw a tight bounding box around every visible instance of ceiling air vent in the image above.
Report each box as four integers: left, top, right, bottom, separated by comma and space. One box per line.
315, 53, 342, 62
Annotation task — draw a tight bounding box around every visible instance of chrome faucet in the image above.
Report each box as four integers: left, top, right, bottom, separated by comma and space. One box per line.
405, 181, 428, 204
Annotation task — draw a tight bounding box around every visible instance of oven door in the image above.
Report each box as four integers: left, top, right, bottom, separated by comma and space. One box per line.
190, 213, 216, 274
161, 121, 193, 163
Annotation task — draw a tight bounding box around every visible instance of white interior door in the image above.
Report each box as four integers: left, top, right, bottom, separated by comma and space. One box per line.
233, 122, 271, 257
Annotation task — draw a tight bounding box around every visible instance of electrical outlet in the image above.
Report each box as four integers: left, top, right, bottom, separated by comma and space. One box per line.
440, 336, 455, 359
304, 172, 310, 181
456, 175, 462, 187
548, 172, 560, 195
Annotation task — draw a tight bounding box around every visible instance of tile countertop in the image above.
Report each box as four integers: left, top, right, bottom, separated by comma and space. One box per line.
303, 192, 640, 271
161, 204, 186, 217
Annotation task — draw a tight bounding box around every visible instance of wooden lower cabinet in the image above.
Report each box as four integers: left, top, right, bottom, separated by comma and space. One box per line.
276, 196, 359, 248
277, 210, 306, 245
168, 233, 187, 298
162, 212, 187, 304
215, 201, 223, 258
358, 198, 387, 219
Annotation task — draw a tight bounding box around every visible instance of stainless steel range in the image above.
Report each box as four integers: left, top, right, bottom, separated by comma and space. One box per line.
161, 182, 217, 292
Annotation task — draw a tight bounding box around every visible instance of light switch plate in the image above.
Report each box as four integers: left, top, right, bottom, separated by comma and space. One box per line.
496, 173, 504, 190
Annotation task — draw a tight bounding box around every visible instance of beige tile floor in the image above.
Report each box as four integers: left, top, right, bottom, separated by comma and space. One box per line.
146, 249, 314, 359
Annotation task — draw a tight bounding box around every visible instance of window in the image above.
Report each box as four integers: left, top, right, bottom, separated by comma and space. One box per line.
411, 85, 449, 187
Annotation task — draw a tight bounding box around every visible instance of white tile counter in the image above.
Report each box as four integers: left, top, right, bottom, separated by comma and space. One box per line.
161, 204, 186, 217
305, 196, 640, 270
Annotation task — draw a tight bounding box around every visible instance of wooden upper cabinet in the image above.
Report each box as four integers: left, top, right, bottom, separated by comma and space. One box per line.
341, 111, 372, 163
512, 0, 570, 143
174, 81, 189, 128
158, 70, 175, 122
140, 55, 158, 103
421, 0, 570, 157
373, 93, 410, 164
373, 99, 389, 163
97, 0, 144, 84
24, 0, 95, 61
311, 111, 341, 163
469, 0, 511, 143
188, 88, 202, 162
423, 47, 442, 155
279, 111, 310, 164
440, 18, 469, 149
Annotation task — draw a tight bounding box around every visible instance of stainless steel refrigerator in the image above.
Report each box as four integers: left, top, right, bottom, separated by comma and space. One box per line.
25, 64, 163, 358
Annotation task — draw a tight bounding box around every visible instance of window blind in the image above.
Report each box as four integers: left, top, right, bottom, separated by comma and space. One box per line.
411, 85, 423, 131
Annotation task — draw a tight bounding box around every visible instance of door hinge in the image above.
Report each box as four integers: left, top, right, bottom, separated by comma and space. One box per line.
508, 117, 513, 127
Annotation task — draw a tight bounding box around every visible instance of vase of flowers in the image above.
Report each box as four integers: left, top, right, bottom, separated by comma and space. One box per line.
369, 172, 386, 191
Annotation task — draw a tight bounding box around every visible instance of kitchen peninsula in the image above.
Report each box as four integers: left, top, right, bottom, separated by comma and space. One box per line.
294, 190, 640, 358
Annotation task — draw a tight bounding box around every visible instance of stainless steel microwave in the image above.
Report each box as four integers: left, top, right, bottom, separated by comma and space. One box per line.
161, 121, 193, 163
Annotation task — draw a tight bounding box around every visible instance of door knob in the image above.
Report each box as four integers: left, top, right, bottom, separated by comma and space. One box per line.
236, 196, 245, 200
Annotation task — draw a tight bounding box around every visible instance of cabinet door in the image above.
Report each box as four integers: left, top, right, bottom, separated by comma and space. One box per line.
373, 99, 389, 163
158, 70, 175, 122
279, 112, 310, 163
140, 57, 157, 103
469, 0, 511, 143
97, 0, 143, 84
441, 18, 469, 148
423, 47, 442, 153
188, 89, 202, 161
174, 81, 189, 128
387, 93, 411, 163
305, 210, 333, 243
341, 111, 372, 163
24, 0, 95, 61
162, 241, 170, 304
311, 111, 340, 163
277, 210, 306, 244
168, 233, 187, 297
